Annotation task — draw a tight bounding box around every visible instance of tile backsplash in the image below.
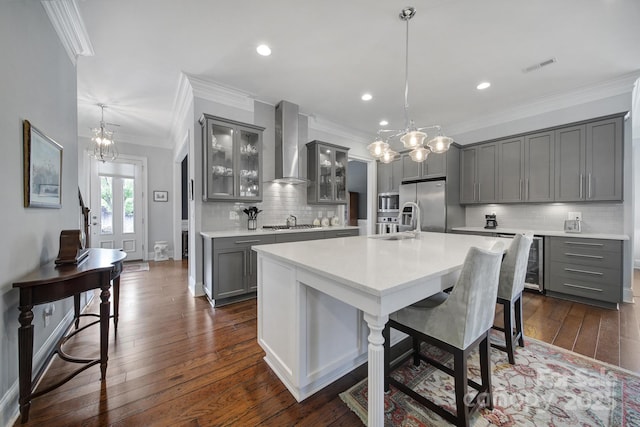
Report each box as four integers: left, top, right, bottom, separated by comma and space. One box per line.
201, 182, 341, 231
465, 203, 624, 234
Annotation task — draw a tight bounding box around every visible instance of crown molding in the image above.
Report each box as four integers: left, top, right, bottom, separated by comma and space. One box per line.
184, 74, 255, 112
41, 0, 94, 65
307, 114, 370, 144
446, 71, 640, 137
169, 72, 195, 145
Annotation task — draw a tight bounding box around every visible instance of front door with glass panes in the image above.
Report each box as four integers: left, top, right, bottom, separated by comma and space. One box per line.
90, 158, 145, 260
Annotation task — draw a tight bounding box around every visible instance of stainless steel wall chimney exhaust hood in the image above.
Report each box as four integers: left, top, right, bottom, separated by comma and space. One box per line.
274, 100, 307, 184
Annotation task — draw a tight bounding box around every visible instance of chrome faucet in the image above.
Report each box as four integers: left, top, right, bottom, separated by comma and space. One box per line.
398, 202, 421, 235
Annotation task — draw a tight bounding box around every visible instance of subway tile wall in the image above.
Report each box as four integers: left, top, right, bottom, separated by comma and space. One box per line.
464, 203, 625, 234
201, 182, 339, 231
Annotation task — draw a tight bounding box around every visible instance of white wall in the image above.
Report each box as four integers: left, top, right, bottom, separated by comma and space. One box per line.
0, 2, 79, 424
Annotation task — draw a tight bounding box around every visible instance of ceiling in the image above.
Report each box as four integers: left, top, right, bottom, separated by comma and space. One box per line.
75, 0, 640, 150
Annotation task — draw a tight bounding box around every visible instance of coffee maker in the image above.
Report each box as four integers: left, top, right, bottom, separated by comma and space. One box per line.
484, 214, 498, 229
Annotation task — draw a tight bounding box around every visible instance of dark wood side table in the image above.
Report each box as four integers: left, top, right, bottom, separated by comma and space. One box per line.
12, 248, 126, 423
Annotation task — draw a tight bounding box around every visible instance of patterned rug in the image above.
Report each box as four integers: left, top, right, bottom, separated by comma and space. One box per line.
122, 262, 149, 273
340, 337, 640, 426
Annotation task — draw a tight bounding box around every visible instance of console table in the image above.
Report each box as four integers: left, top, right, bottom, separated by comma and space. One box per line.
12, 248, 126, 423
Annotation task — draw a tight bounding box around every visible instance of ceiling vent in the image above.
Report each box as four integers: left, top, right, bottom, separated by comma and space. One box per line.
522, 57, 557, 73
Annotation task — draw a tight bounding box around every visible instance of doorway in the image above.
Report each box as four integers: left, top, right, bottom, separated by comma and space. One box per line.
89, 156, 147, 260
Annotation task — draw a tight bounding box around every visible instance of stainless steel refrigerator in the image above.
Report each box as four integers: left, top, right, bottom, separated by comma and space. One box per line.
399, 178, 464, 232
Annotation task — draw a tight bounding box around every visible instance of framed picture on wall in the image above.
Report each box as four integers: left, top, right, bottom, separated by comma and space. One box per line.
23, 120, 63, 208
153, 190, 168, 202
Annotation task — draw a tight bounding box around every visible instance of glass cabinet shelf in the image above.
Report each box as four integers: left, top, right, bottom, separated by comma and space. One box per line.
306, 140, 349, 205
200, 114, 264, 202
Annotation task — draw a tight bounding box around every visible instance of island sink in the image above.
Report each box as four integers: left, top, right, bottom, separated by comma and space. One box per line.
368, 232, 417, 240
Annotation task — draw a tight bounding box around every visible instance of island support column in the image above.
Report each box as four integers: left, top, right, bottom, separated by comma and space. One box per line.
363, 313, 388, 427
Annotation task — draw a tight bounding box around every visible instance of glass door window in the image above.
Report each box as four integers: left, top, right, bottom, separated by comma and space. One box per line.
238, 129, 260, 198
334, 150, 347, 202
319, 148, 333, 201
208, 123, 234, 197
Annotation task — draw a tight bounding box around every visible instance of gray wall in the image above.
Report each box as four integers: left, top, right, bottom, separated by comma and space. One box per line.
0, 2, 79, 424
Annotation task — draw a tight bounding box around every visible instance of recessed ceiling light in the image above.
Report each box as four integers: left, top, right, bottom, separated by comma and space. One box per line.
256, 44, 271, 56
476, 82, 491, 90
361, 93, 373, 101
379, 120, 389, 126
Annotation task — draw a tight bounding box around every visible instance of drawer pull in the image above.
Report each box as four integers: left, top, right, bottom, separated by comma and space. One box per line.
563, 282, 603, 292
564, 253, 604, 259
335, 232, 352, 236
564, 241, 604, 247
235, 239, 262, 244
564, 267, 603, 276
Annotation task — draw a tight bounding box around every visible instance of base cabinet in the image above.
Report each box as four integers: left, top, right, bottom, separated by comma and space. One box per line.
545, 237, 622, 308
203, 228, 359, 306
203, 235, 275, 305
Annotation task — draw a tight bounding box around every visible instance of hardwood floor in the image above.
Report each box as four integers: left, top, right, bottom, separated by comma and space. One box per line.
14, 261, 640, 426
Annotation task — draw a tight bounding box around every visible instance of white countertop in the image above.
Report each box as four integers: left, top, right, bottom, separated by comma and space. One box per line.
451, 226, 629, 241
201, 225, 359, 239
253, 232, 510, 297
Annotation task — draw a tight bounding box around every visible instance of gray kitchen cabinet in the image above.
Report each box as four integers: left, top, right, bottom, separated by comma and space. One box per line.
203, 228, 359, 306
524, 131, 555, 202
497, 131, 555, 203
401, 151, 448, 182
460, 147, 477, 204
554, 117, 623, 202
323, 228, 359, 239
585, 117, 623, 201
377, 157, 402, 193
200, 114, 265, 202
497, 137, 525, 202
307, 141, 349, 204
203, 234, 275, 305
460, 144, 497, 203
545, 236, 622, 308
274, 231, 327, 243
554, 124, 586, 202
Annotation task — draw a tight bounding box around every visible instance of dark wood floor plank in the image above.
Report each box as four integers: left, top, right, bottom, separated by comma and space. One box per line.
13, 260, 640, 427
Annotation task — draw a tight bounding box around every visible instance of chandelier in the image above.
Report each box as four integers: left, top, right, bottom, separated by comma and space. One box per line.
367, 7, 453, 164
89, 104, 118, 162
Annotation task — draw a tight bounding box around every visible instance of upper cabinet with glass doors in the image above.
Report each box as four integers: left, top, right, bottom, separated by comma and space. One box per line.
306, 140, 349, 204
200, 114, 265, 202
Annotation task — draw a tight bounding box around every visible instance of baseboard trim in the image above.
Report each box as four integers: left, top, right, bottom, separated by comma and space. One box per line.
1, 307, 75, 426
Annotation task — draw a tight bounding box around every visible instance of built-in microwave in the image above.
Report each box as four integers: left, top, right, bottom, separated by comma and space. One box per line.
378, 192, 399, 213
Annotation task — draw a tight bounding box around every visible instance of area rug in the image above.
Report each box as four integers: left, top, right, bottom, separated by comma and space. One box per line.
340, 337, 640, 426
122, 262, 149, 273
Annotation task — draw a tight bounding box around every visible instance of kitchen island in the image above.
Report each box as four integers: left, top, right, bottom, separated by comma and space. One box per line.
254, 232, 508, 427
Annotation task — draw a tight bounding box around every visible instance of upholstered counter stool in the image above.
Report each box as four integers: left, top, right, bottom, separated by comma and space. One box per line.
491, 233, 533, 364
383, 246, 503, 427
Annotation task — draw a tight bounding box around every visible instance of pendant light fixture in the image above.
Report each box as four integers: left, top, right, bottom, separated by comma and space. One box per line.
367, 7, 453, 163
89, 104, 118, 162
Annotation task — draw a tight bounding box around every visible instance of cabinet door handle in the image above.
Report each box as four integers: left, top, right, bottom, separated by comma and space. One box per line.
564, 267, 603, 276
563, 282, 603, 292
235, 239, 261, 244
588, 173, 592, 199
243, 252, 247, 277
526, 179, 530, 200
478, 183, 481, 201
335, 232, 352, 236
564, 241, 604, 247
473, 182, 476, 201
249, 252, 253, 276
519, 179, 522, 200
579, 173, 583, 199
564, 252, 604, 259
